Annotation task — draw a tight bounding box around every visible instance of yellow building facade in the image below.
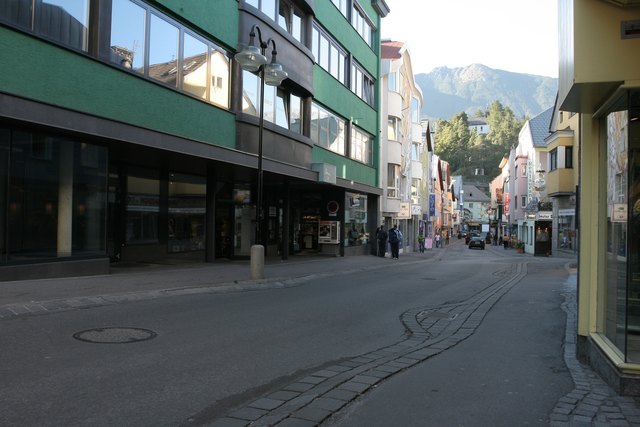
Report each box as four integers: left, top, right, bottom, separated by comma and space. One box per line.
558, 0, 640, 394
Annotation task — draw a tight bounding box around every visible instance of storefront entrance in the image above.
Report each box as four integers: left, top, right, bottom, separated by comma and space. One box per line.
534, 220, 552, 256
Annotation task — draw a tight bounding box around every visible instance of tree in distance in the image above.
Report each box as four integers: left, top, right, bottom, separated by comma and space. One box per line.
434, 101, 526, 182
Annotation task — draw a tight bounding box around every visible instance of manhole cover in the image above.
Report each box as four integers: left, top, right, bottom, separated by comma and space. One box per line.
73, 327, 157, 344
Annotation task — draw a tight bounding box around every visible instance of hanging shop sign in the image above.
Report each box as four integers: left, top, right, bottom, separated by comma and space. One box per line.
612, 204, 627, 222
537, 211, 553, 220
503, 193, 510, 215
398, 202, 411, 219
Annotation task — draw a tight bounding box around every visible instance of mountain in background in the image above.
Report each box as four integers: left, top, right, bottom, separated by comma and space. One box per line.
415, 64, 558, 121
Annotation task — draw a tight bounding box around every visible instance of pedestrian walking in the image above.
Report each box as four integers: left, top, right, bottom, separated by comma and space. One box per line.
388, 225, 400, 259
435, 233, 441, 248
418, 232, 425, 253
503, 234, 509, 249
376, 226, 388, 257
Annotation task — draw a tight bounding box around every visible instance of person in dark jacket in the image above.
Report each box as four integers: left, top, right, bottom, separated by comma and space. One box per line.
376, 225, 388, 257
388, 225, 400, 259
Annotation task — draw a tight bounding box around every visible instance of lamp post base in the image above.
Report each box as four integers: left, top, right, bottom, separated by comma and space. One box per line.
250, 244, 265, 280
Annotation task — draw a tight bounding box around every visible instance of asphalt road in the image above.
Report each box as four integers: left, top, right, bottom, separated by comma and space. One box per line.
0, 243, 571, 426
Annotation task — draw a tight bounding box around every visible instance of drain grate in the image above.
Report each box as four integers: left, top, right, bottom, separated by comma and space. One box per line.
73, 327, 157, 344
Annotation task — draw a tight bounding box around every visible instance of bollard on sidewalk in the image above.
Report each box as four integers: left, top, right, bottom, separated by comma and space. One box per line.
250, 244, 264, 280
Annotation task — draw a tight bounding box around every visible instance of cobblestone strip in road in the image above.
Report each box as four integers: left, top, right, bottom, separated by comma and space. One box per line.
198, 262, 527, 427
551, 266, 640, 427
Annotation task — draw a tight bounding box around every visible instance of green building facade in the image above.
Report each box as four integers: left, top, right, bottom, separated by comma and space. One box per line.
0, 0, 389, 279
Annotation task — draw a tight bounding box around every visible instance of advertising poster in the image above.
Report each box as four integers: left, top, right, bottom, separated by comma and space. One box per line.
318, 220, 340, 244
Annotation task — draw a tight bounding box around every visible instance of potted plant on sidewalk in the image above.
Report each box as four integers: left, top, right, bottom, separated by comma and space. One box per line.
515, 241, 525, 253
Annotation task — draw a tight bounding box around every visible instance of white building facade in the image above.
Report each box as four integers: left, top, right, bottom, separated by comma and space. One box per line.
379, 41, 428, 252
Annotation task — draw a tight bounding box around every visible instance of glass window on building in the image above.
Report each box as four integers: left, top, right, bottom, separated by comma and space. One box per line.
310, 102, 346, 155
109, 0, 146, 73
0, 0, 33, 29
291, 9, 303, 43
411, 142, 419, 161
246, 0, 276, 20
331, 0, 348, 17
388, 71, 397, 92
319, 33, 329, 70
627, 91, 640, 361
345, 192, 368, 246
1, 129, 107, 264
558, 209, 575, 250
182, 32, 208, 100
275, 89, 288, 128
411, 97, 420, 123
1, 0, 91, 51
168, 173, 205, 253
39, 0, 90, 51
311, 26, 319, 62
351, 4, 372, 46
549, 148, 558, 171
148, 14, 179, 87
387, 164, 399, 198
109, 1, 230, 108
289, 95, 302, 134
565, 146, 573, 168
0, 129, 8, 263
126, 169, 159, 244
411, 178, 420, 204
605, 90, 640, 362
606, 108, 629, 356
261, 0, 277, 20
350, 127, 371, 165
387, 116, 399, 141
242, 71, 302, 134
210, 49, 230, 109
242, 70, 259, 116
263, 82, 276, 123
278, 0, 304, 43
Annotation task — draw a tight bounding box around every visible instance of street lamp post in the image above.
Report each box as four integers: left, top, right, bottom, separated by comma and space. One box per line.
235, 25, 288, 279
487, 207, 498, 245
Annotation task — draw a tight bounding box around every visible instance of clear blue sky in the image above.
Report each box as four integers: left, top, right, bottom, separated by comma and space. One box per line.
381, 0, 559, 78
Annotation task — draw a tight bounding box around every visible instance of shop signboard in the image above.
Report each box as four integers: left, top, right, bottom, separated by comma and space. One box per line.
503, 193, 510, 215
612, 204, 627, 222
398, 202, 411, 219
537, 211, 553, 220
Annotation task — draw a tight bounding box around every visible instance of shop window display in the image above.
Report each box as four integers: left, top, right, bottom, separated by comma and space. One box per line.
605, 91, 640, 362
168, 173, 205, 253
0, 128, 107, 264
345, 192, 368, 246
